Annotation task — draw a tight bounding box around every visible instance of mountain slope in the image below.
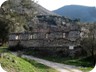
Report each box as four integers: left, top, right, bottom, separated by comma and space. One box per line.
0, 0, 80, 34
1, 0, 57, 16
53, 5, 96, 22
34, 3, 58, 15
0, 0, 58, 32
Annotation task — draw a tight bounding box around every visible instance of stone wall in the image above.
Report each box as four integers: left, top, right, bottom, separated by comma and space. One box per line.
9, 31, 80, 48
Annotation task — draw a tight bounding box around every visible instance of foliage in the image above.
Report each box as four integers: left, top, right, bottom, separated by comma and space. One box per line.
0, 0, 36, 33
21, 0, 33, 9
0, 17, 11, 44
80, 23, 96, 66
8, 41, 25, 51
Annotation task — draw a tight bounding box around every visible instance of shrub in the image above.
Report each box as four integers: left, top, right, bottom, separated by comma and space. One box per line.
8, 42, 25, 51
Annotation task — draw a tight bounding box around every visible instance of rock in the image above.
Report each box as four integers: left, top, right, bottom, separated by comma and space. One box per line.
12, 59, 17, 63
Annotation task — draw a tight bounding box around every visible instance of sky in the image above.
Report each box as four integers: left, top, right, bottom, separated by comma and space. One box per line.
37, 0, 96, 11
0, 0, 96, 11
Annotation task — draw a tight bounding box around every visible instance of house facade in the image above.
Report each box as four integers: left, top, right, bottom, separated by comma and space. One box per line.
9, 21, 81, 48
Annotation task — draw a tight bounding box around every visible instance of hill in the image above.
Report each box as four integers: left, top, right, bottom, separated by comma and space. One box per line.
0, 0, 76, 33
0, 48, 58, 72
53, 5, 96, 22
0, 0, 59, 33
1, 0, 57, 16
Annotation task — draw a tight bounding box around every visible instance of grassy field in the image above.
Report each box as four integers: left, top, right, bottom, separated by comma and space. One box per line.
0, 47, 58, 72
1, 47, 94, 72
24, 49, 94, 72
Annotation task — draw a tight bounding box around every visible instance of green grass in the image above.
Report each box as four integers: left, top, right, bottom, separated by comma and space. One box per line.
79, 67, 93, 72
23, 58, 58, 72
1, 47, 93, 72
0, 48, 58, 72
24, 49, 94, 72
0, 47, 8, 53
0, 53, 36, 72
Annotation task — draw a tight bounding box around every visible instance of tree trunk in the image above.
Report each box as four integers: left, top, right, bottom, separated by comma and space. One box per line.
91, 49, 96, 66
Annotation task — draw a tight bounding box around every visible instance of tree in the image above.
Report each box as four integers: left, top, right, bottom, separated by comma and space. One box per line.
1, 0, 37, 33
81, 23, 96, 66
0, 17, 11, 44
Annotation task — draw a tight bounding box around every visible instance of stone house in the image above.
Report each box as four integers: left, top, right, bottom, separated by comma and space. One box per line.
9, 20, 81, 49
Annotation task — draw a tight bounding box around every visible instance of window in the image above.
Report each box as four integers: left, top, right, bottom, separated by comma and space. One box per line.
15, 35, 19, 40
63, 33, 65, 38
46, 34, 49, 39
29, 35, 33, 39
69, 46, 74, 50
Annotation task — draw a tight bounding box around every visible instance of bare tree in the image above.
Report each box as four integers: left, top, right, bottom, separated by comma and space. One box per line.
81, 23, 96, 66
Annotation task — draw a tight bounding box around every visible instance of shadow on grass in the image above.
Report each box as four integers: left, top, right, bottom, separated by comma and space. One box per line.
0, 47, 9, 53
23, 49, 94, 67
23, 58, 51, 69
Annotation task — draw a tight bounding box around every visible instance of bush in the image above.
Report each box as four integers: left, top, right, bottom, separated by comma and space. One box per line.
8, 42, 25, 51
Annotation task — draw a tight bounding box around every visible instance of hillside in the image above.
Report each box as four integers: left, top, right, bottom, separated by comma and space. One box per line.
0, 0, 59, 33
0, 48, 58, 72
53, 5, 96, 22
0, 0, 77, 33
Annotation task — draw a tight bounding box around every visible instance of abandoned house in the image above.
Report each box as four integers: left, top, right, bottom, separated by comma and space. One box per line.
8, 15, 81, 49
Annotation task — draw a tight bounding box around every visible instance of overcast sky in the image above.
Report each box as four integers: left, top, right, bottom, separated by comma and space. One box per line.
0, 0, 96, 11
37, 0, 96, 11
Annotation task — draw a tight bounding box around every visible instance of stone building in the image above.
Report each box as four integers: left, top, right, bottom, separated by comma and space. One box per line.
9, 16, 81, 49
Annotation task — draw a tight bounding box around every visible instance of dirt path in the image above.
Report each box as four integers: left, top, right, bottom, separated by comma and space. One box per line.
22, 55, 82, 72
13, 53, 82, 72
